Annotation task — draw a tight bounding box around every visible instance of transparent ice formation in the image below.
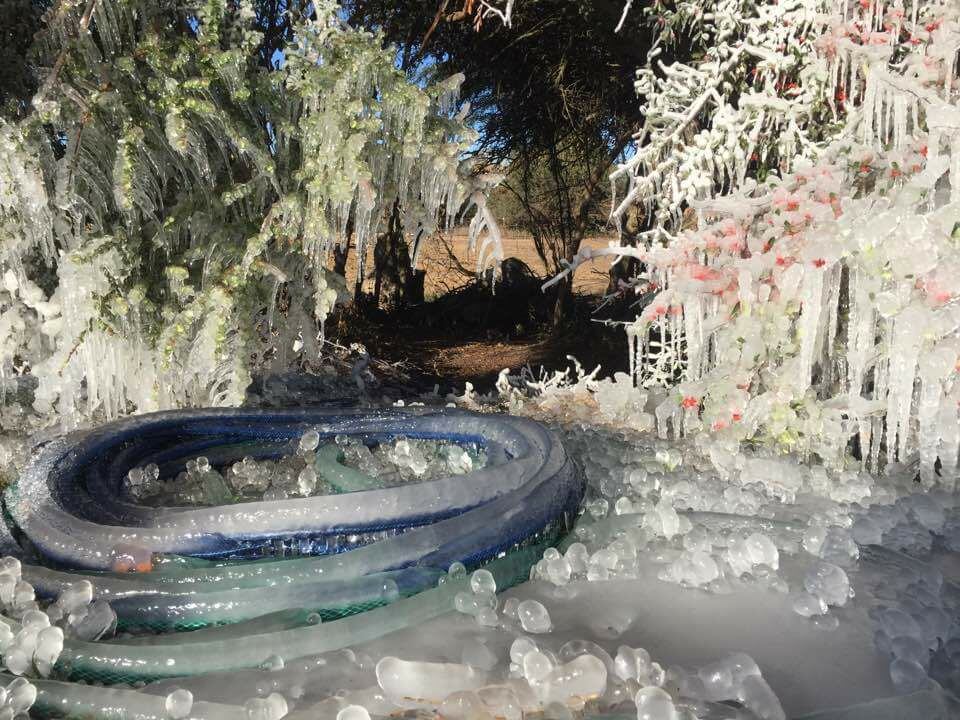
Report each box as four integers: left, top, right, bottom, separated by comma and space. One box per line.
127, 432, 487, 508
0, 402, 955, 719
0, 405, 596, 720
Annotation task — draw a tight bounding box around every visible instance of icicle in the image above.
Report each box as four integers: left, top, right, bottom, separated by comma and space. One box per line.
798, 267, 825, 391
822, 265, 841, 388
917, 376, 944, 486
885, 303, 925, 464
683, 297, 704, 380
936, 390, 960, 491
845, 269, 876, 398
952, 132, 960, 205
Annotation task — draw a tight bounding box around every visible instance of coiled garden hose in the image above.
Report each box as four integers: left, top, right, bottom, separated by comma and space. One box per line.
0, 407, 582, 715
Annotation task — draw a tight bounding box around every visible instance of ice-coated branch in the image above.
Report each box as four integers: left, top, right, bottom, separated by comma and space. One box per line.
615, 1, 635, 33
477, 0, 515, 27
541, 244, 648, 291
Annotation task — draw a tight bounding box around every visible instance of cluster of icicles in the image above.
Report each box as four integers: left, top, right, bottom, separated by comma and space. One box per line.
0, 407, 583, 718
560, 130, 960, 479
572, 0, 960, 476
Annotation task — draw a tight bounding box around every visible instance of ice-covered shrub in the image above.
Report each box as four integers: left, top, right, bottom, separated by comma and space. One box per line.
557, 0, 960, 480
0, 0, 503, 428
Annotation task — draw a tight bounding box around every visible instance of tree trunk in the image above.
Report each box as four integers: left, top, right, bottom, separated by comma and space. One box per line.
550, 227, 586, 327
608, 206, 646, 294
333, 241, 350, 278
551, 273, 574, 327
406, 268, 425, 305
372, 199, 417, 310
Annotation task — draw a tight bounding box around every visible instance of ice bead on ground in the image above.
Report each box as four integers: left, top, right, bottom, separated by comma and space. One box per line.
516, 600, 552, 633
336, 704, 371, 720
791, 593, 827, 618
634, 686, 677, 720
165, 688, 194, 719
534, 655, 607, 705
376, 658, 487, 704
803, 561, 851, 607
243, 692, 287, 720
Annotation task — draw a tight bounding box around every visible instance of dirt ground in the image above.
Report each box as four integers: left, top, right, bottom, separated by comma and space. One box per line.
408, 331, 628, 386
330, 302, 629, 395
340, 228, 618, 298
328, 228, 630, 392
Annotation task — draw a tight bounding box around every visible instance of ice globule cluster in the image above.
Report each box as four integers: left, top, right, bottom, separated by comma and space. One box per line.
0, 676, 37, 718
335, 434, 487, 485
453, 568, 501, 628
446, 372, 960, 703
372, 636, 786, 720
127, 428, 488, 507
127, 448, 328, 507
0, 557, 117, 682
437, 400, 953, 703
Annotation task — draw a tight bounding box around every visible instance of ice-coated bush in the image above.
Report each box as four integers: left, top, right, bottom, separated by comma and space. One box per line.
0, 0, 503, 429
552, 0, 960, 480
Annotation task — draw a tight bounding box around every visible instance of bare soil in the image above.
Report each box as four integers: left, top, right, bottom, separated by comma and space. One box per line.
340, 229, 618, 298
329, 229, 631, 393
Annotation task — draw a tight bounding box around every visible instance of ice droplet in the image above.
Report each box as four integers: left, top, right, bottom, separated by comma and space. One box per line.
634, 686, 677, 720
517, 600, 552, 633
165, 688, 194, 719
336, 705, 371, 720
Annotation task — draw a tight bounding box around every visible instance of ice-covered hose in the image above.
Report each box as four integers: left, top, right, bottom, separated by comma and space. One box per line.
0, 408, 582, 702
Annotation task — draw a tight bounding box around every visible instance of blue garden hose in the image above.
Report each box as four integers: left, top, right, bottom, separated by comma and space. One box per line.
0, 407, 582, 695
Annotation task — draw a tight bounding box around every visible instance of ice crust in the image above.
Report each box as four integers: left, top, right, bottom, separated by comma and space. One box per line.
3, 415, 959, 720
1, 399, 960, 720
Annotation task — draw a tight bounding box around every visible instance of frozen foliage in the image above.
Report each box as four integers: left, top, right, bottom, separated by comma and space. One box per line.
478, 1, 516, 28
553, 0, 960, 476
610, 0, 960, 232
0, 0, 504, 430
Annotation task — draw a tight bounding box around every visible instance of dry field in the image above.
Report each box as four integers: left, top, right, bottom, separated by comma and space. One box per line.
338, 228, 619, 298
